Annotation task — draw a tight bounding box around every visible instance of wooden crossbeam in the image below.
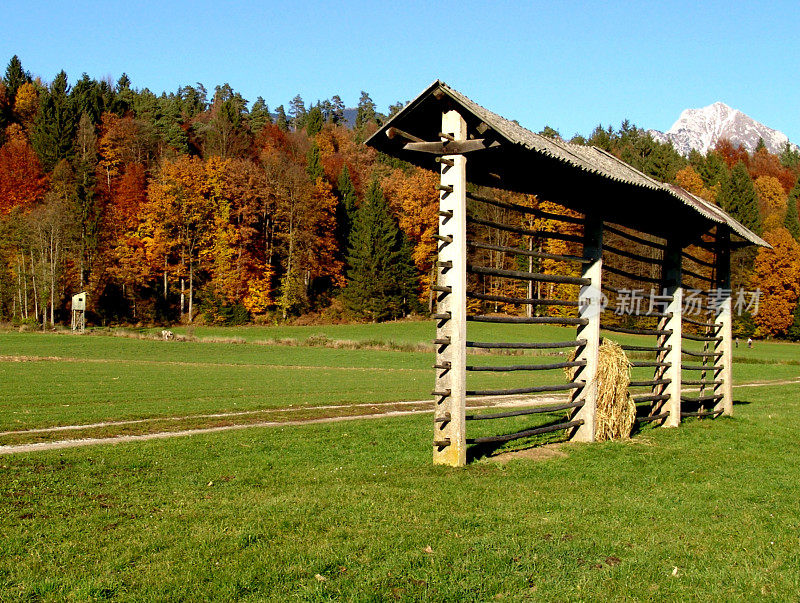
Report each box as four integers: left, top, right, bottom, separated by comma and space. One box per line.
403, 139, 500, 155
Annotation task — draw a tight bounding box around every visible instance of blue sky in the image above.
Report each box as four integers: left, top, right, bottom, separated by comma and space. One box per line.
3, 1, 799, 141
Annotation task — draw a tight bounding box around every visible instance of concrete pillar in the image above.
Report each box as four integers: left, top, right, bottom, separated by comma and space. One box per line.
433, 109, 467, 467
714, 228, 733, 416
571, 213, 602, 442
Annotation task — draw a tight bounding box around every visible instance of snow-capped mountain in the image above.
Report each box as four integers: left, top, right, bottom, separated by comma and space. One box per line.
648, 102, 796, 156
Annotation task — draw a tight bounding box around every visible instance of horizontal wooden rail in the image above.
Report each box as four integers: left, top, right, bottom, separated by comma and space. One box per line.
681, 251, 715, 268
466, 419, 584, 445
604, 224, 667, 250
468, 292, 580, 307
629, 378, 672, 387
465, 400, 584, 421
682, 379, 724, 386
467, 264, 590, 285
467, 240, 590, 264
604, 245, 664, 266
603, 264, 661, 284
682, 364, 722, 372
467, 216, 584, 244
466, 340, 586, 350
467, 315, 588, 326
632, 393, 670, 403
466, 192, 585, 225
630, 361, 671, 368
681, 394, 724, 403
682, 349, 722, 358
466, 360, 586, 372
636, 412, 670, 423
467, 382, 584, 396
682, 332, 723, 342
682, 267, 714, 283
621, 344, 671, 353
683, 316, 720, 329
680, 410, 723, 419
601, 325, 673, 336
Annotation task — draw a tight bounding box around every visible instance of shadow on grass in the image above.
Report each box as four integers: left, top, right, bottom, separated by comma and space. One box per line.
466, 417, 571, 463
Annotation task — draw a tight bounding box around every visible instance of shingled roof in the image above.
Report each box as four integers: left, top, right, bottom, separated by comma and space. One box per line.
366, 80, 769, 248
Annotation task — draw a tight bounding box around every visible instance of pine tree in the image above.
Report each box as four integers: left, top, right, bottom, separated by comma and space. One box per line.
289, 94, 305, 130
341, 181, 418, 321
305, 105, 323, 136
785, 180, 800, 240
31, 71, 77, 170
355, 91, 377, 129
779, 141, 800, 169
275, 105, 289, 131
719, 162, 761, 234
3, 55, 30, 104
306, 142, 323, 181
336, 166, 357, 253
249, 96, 271, 134
330, 95, 345, 125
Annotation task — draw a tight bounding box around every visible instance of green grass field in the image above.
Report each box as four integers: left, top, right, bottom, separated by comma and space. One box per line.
1, 321, 799, 600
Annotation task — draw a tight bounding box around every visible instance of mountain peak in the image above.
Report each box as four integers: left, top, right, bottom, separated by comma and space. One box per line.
650, 102, 794, 156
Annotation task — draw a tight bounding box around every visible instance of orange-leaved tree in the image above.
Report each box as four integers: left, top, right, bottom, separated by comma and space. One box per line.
0, 125, 48, 215
751, 228, 800, 337
381, 167, 438, 301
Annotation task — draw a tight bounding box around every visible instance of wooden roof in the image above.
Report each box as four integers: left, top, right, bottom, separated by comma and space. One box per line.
366, 80, 769, 248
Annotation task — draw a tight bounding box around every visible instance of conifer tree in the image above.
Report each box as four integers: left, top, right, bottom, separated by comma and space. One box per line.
248, 97, 271, 134
275, 105, 289, 131
306, 142, 323, 181
289, 94, 305, 130
3, 55, 29, 104
785, 181, 800, 240
336, 166, 357, 253
355, 91, 377, 129
31, 71, 76, 170
341, 181, 417, 321
305, 105, 323, 136
330, 95, 345, 125
719, 162, 761, 234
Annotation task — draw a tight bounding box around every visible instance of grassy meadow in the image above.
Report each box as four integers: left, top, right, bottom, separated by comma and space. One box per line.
1, 320, 799, 600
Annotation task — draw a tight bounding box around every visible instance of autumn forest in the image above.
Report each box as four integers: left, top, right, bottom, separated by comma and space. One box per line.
1, 56, 799, 338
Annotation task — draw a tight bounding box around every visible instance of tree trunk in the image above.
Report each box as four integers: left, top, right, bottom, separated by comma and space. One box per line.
188, 263, 193, 323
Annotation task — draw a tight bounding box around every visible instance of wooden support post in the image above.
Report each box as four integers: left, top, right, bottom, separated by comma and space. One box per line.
570, 213, 602, 442
433, 110, 467, 467
657, 239, 682, 427
714, 228, 733, 416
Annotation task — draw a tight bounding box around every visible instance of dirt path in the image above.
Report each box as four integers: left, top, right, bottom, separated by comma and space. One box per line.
1, 377, 797, 456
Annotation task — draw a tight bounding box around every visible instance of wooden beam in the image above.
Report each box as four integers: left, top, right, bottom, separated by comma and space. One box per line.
385, 127, 424, 143
403, 139, 500, 155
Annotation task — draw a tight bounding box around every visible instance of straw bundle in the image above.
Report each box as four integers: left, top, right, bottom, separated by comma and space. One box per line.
566, 339, 636, 441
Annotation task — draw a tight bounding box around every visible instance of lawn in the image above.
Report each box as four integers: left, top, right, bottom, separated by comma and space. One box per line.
1, 381, 799, 600
0, 322, 796, 442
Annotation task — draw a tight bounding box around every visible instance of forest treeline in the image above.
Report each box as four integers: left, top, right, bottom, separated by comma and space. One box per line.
1, 55, 799, 338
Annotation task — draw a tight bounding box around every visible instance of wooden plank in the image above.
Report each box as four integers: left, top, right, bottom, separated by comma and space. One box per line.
403, 139, 500, 154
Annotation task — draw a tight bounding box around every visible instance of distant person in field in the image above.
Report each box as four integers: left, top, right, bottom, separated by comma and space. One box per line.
747, 337, 753, 348
735, 337, 739, 348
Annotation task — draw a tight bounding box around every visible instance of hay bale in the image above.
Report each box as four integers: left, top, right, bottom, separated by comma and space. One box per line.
566, 339, 636, 441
